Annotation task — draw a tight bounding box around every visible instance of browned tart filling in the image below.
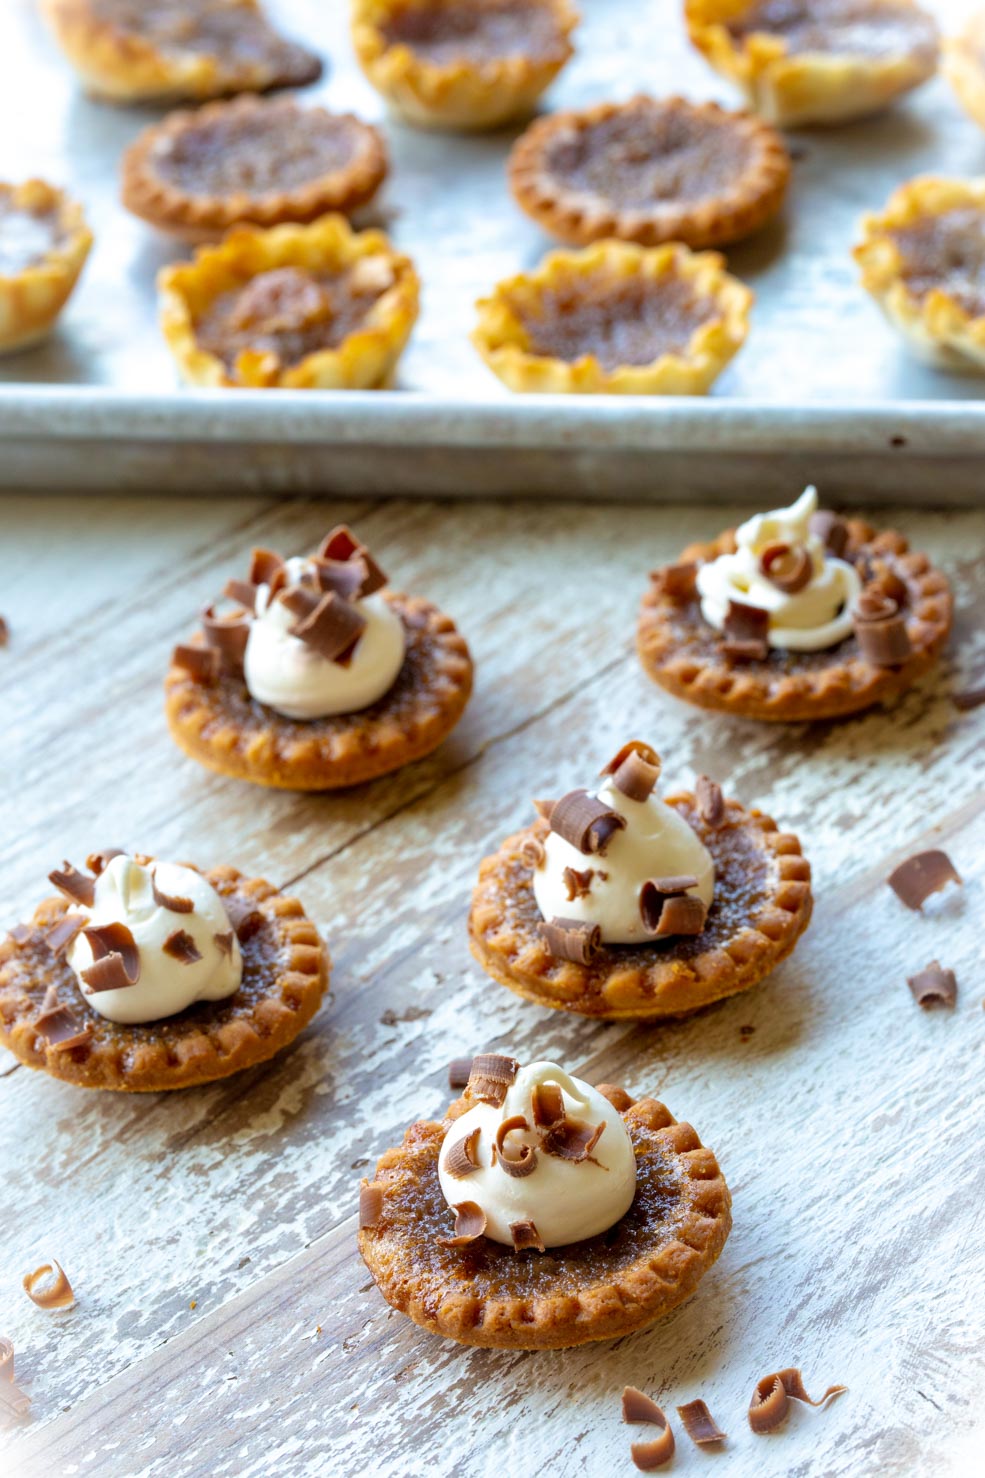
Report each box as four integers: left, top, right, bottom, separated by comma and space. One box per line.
888, 207, 985, 318
90, 0, 322, 86
380, 0, 570, 66
728, 0, 937, 59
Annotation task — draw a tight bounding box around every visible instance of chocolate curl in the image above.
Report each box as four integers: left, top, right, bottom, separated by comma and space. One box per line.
224, 893, 266, 942
7, 924, 31, 945
214, 930, 235, 959
48, 862, 94, 909
623, 1387, 675, 1470
87, 849, 125, 876
562, 866, 595, 901
162, 929, 203, 965
654, 561, 698, 600
519, 836, 546, 870
604, 742, 661, 803
907, 960, 958, 1008
748, 1368, 846, 1434
249, 547, 285, 588
80, 922, 140, 993
22, 1260, 75, 1311
695, 774, 725, 828
289, 590, 366, 662
279, 582, 321, 621
540, 917, 602, 965
436, 1201, 486, 1247
152, 875, 193, 914
448, 1056, 474, 1090
640, 881, 707, 938
444, 1127, 482, 1178
853, 590, 912, 666
531, 1083, 565, 1128
223, 578, 259, 611
888, 849, 962, 910
532, 798, 556, 823
550, 790, 626, 856
359, 1183, 384, 1230
760, 541, 812, 594
311, 557, 365, 600
0, 1338, 31, 1418
541, 1118, 604, 1162
867, 564, 908, 606
510, 1220, 545, 1253
677, 1399, 726, 1446
722, 638, 769, 662
493, 1115, 538, 1178
45, 914, 84, 957
317, 525, 388, 596
35, 987, 92, 1053
809, 509, 849, 558
724, 598, 770, 643
467, 1053, 519, 1106
201, 603, 251, 676
171, 643, 220, 684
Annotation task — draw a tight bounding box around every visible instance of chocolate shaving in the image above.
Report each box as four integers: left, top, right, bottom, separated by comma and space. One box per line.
223, 894, 266, 942
510, 1220, 545, 1253
493, 1115, 537, 1178
289, 590, 366, 662
724, 598, 770, 643
623, 1387, 675, 1470
760, 540, 813, 594
640, 882, 707, 937
722, 637, 769, 662
0, 616, 7, 647
867, 565, 908, 606
45, 914, 84, 957
533, 798, 556, 823
317, 525, 387, 596
542, 1117, 605, 1162
47, 862, 94, 908
22, 1260, 75, 1311
223, 577, 259, 611
519, 836, 546, 870
655, 561, 698, 600
649, 874, 698, 894
444, 1127, 482, 1178
540, 917, 602, 966
809, 508, 849, 558
213, 930, 235, 959
953, 683, 985, 712
7, 924, 31, 945
531, 1082, 565, 1128
201, 602, 251, 676
279, 582, 321, 621
853, 591, 912, 666
35, 988, 92, 1053
549, 789, 626, 856
467, 1053, 519, 1106
907, 960, 958, 1008
888, 849, 962, 910
677, 1399, 726, 1446
562, 866, 596, 901
171, 642, 220, 683
248, 547, 285, 587
162, 929, 203, 965
312, 556, 365, 600
748, 1368, 846, 1433
448, 1056, 473, 1089
695, 774, 725, 828
600, 741, 662, 803
436, 1201, 486, 1247
623, 1387, 669, 1425
152, 875, 194, 914
86, 849, 125, 876
0, 1338, 31, 1418
358, 1182, 384, 1230
80, 922, 140, 992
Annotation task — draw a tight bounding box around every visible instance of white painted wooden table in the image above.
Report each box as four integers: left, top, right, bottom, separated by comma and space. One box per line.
1, 495, 983, 1478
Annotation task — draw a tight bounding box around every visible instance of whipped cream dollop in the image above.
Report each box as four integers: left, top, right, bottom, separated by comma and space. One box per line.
67, 855, 242, 1025
243, 556, 405, 720
438, 1061, 637, 1248
695, 486, 862, 652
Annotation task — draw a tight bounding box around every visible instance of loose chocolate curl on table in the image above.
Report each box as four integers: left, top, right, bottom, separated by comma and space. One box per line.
622, 1387, 675, 1470
22, 1260, 75, 1311
748, 1367, 846, 1433
907, 960, 958, 1008
888, 849, 962, 910
540, 916, 603, 965
677, 1399, 726, 1446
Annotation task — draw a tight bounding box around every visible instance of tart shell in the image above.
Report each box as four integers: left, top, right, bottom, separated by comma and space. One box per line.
0, 865, 329, 1091
468, 794, 811, 1019
638, 521, 952, 722
944, 13, 985, 133
358, 1085, 732, 1349
165, 591, 474, 790
0, 180, 93, 355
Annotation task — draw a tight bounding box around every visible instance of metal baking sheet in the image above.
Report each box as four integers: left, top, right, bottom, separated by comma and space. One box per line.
0, 0, 984, 497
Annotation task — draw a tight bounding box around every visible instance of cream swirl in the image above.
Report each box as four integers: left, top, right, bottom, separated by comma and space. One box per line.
438, 1061, 637, 1247
695, 486, 862, 652
67, 855, 242, 1025
243, 556, 405, 720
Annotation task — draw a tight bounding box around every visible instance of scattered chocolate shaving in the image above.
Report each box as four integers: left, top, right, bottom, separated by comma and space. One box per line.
0, 1337, 31, 1417
448, 1056, 474, 1090
600, 741, 662, 803
163, 929, 203, 965
722, 636, 769, 662
640, 881, 706, 938
623, 1387, 669, 1425
695, 775, 725, 828
493, 1115, 537, 1178
724, 598, 770, 643
171, 642, 220, 683
436, 1201, 486, 1247
312, 556, 365, 600
853, 591, 912, 666
213, 930, 235, 959
953, 683, 985, 712
223, 577, 259, 611
47, 862, 94, 908
531, 1082, 565, 1128
888, 849, 962, 910
35, 988, 92, 1053
467, 1053, 519, 1106
655, 561, 698, 600
0, 616, 8, 647
289, 589, 367, 662
761, 541, 813, 594
649, 874, 698, 894
249, 547, 285, 587
279, 582, 321, 621
86, 849, 125, 876
444, 1127, 482, 1178
519, 836, 546, 870
623, 1387, 675, 1470
359, 1182, 384, 1230
677, 1399, 726, 1446
809, 508, 849, 558
533, 798, 557, 823
223, 894, 266, 941
151, 875, 193, 914
45, 914, 84, 956
748, 1368, 846, 1433
541, 1117, 605, 1162
540, 916, 602, 965
907, 960, 958, 1008
510, 1219, 545, 1253
562, 866, 596, 901
317, 525, 388, 596
7, 923, 32, 945
867, 564, 908, 606
80, 922, 140, 993
549, 789, 626, 856
201, 602, 251, 676
22, 1260, 75, 1311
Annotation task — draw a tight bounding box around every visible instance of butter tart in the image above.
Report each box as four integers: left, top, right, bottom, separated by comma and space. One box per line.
122, 96, 388, 242
509, 95, 790, 249
351, 0, 577, 131
855, 177, 985, 372
41, 0, 322, 104
0, 180, 93, 355
473, 239, 752, 395
944, 11, 985, 133
158, 214, 419, 389
0, 855, 329, 1092
359, 1072, 731, 1349
684, 0, 939, 126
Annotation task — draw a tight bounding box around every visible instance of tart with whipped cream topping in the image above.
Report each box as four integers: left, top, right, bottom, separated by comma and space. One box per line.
41, 0, 322, 104
639, 487, 952, 722
122, 96, 388, 243
468, 741, 811, 1019
684, 0, 938, 127
165, 524, 473, 789
358, 1054, 731, 1348
0, 850, 329, 1090
508, 95, 790, 250
0, 180, 93, 355
351, 0, 577, 132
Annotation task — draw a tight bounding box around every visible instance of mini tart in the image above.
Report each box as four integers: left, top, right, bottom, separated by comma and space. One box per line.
0, 180, 93, 355
0, 864, 328, 1091
944, 12, 985, 133
684, 0, 939, 127
473, 239, 752, 395
508, 95, 790, 250
351, 0, 577, 131
854, 177, 985, 372
40, 0, 322, 104
358, 1084, 731, 1349
121, 96, 388, 243
638, 520, 952, 722
166, 592, 473, 789
469, 794, 811, 1020
158, 214, 419, 389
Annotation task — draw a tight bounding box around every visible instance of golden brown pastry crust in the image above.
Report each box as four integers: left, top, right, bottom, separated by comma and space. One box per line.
638, 521, 952, 722
121, 96, 388, 243
508, 95, 790, 250
0, 865, 329, 1091
473, 239, 752, 395
40, 0, 323, 103
0, 180, 93, 354
158, 214, 419, 389
351, 0, 577, 131
165, 592, 473, 790
358, 1086, 731, 1349
944, 11, 985, 132
468, 794, 811, 1019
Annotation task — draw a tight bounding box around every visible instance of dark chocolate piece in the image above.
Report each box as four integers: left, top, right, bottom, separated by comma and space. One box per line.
171, 643, 220, 684
80, 922, 140, 992
467, 1053, 519, 1106
907, 960, 957, 1008
540, 916, 602, 965
510, 1220, 545, 1253
549, 789, 626, 856
162, 929, 203, 965
724, 598, 770, 643
317, 525, 388, 596
809, 509, 849, 558
695, 775, 725, 828
436, 1201, 486, 1247
748, 1368, 846, 1434
47, 862, 94, 909
444, 1127, 482, 1178
888, 849, 962, 910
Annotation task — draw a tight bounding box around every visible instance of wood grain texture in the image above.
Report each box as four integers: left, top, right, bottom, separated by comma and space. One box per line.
1, 497, 983, 1478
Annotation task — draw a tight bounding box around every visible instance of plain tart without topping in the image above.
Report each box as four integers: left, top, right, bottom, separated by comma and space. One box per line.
0, 852, 329, 1091
122, 96, 388, 242
351, 0, 577, 131
474, 239, 752, 395
0, 180, 93, 354
684, 0, 939, 126
358, 1055, 732, 1349
508, 94, 790, 249
40, 0, 322, 104
854, 177, 985, 372
158, 214, 419, 388
944, 11, 985, 132
165, 524, 473, 789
